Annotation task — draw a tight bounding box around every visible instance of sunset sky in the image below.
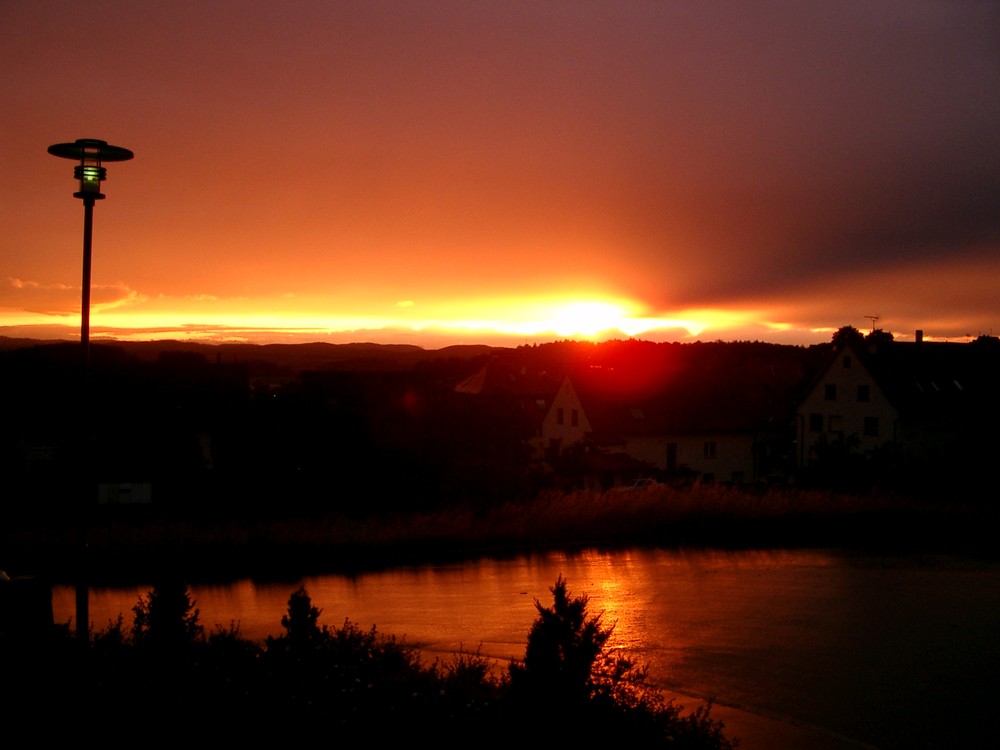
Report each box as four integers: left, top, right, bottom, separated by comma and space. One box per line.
3, 1, 998, 348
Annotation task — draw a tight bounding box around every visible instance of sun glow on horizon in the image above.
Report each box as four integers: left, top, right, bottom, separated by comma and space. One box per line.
1, 291, 799, 346
403, 297, 719, 340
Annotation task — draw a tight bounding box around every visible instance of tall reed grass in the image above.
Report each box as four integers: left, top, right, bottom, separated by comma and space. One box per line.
2, 483, 988, 584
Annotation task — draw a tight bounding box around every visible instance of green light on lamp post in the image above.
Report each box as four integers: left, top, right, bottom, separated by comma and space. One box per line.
49, 137, 134, 199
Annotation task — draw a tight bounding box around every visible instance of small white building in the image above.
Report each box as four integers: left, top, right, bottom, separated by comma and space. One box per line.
535, 361, 799, 485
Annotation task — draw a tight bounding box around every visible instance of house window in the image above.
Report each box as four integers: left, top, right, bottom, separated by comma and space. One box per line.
703, 441, 716, 459
556, 407, 564, 426
809, 413, 824, 432
824, 384, 837, 400
571, 409, 579, 427
857, 385, 870, 402
843, 356, 852, 368
828, 415, 842, 433
864, 417, 879, 436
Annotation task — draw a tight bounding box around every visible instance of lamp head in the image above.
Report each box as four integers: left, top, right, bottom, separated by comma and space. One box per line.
48, 138, 134, 201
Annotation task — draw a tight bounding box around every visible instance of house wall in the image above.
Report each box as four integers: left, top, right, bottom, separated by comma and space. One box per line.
538, 377, 592, 453
624, 432, 758, 483
796, 348, 898, 465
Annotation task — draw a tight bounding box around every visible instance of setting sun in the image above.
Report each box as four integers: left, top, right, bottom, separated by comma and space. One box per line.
532, 301, 633, 337
409, 296, 718, 342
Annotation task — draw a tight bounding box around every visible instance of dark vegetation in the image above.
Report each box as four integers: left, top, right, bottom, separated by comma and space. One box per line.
1, 338, 545, 517
2, 332, 981, 516
2, 577, 735, 747
2, 334, 997, 583
5, 483, 993, 587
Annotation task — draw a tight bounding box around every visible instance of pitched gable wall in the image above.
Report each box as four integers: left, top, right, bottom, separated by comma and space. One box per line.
538, 376, 592, 451
797, 347, 898, 465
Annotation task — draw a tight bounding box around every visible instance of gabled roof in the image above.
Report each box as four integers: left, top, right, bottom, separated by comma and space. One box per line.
454, 359, 563, 432
453, 359, 560, 397
849, 338, 1000, 421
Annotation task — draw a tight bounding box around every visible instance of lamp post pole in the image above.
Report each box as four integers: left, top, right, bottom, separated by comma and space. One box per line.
81, 193, 94, 364
48, 138, 133, 643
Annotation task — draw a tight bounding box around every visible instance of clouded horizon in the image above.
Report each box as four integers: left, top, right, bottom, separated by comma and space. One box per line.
3, 1, 999, 348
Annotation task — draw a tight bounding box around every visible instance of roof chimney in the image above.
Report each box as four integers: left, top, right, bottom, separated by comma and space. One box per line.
915, 329, 923, 344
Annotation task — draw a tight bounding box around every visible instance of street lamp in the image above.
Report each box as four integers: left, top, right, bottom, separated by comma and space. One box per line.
48, 138, 134, 357
48, 138, 134, 642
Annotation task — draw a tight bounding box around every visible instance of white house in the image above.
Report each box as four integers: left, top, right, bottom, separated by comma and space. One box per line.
796, 345, 899, 467
532, 376, 593, 459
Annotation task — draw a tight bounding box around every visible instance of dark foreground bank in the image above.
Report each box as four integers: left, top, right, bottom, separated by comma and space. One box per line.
2, 578, 735, 748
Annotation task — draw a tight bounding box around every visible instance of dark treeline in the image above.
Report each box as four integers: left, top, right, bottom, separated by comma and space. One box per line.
2, 340, 538, 518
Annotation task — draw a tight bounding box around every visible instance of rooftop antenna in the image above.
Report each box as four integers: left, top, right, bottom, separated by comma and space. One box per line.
865, 315, 879, 333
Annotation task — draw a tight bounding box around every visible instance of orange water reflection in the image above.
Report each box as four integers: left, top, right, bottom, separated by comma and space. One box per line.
55, 547, 840, 671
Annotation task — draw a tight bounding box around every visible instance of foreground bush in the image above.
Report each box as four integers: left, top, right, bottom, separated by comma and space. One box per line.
509, 576, 733, 746
1, 580, 735, 747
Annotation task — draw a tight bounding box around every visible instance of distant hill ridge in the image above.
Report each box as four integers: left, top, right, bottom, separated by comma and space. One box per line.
0, 336, 499, 374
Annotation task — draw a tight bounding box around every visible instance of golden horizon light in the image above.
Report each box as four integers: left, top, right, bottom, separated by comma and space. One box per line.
0, 288, 773, 346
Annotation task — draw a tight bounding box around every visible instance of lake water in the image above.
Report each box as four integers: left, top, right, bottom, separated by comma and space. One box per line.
53, 548, 1000, 749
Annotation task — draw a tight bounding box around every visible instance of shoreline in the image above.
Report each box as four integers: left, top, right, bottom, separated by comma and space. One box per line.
704, 702, 875, 750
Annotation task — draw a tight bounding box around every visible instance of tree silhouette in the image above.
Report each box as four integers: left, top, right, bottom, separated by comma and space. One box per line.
131, 581, 203, 648
510, 575, 613, 705
865, 328, 895, 348
832, 325, 864, 350
266, 586, 326, 653
509, 576, 734, 747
